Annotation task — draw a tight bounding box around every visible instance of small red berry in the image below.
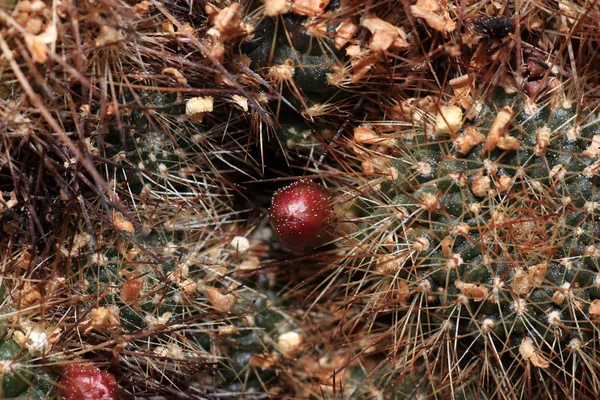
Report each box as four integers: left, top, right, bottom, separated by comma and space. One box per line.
268, 180, 333, 250
60, 364, 119, 400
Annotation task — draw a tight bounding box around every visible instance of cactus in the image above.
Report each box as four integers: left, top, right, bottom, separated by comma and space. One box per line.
316, 89, 600, 398
0, 0, 599, 398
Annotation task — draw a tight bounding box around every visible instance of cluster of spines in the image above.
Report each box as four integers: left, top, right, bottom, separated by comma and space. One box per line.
313, 88, 600, 398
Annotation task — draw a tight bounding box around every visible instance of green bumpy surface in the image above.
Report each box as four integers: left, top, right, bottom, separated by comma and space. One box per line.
353, 91, 600, 397
0, 339, 57, 399
242, 11, 342, 100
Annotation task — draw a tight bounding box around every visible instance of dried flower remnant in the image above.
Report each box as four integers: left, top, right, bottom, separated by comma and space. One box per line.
263, 0, 291, 16
334, 19, 359, 50
519, 338, 550, 368
205, 3, 249, 59
186, 96, 214, 123
435, 105, 463, 136
410, 0, 456, 34
360, 13, 410, 52
483, 105, 514, 152
206, 287, 236, 312
290, 0, 330, 16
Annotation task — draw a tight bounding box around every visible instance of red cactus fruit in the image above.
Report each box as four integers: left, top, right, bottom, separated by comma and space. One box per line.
268, 180, 333, 250
60, 364, 119, 400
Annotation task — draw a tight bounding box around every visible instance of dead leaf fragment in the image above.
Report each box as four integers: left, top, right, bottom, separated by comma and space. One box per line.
471, 171, 490, 197
410, 0, 456, 33
583, 135, 600, 158
335, 19, 359, 50
435, 105, 463, 136
353, 126, 395, 147
455, 280, 488, 301
454, 126, 485, 154
16, 282, 42, 307
350, 54, 378, 83
589, 299, 600, 322
291, 0, 330, 16
263, 0, 291, 16
112, 211, 134, 233
121, 278, 143, 303
206, 287, 236, 312
24, 24, 57, 63
484, 106, 514, 152
133, 1, 153, 16
519, 338, 550, 368
95, 25, 125, 47
511, 263, 547, 295
206, 3, 249, 59
186, 96, 214, 122
360, 13, 409, 52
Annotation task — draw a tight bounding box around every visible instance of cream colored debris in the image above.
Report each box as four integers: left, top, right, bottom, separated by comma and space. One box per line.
13, 320, 61, 356
454, 126, 485, 154
218, 325, 239, 335
263, 0, 291, 16
186, 96, 214, 123
534, 126, 551, 155
206, 3, 249, 59
376, 254, 406, 274
421, 192, 441, 212
435, 105, 463, 136
454, 280, 488, 301
83, 306, 121, 332
278, 331, 304, 355
353, 126, 395, 147
145, 312, 173, 327
496, 175, 512, 192
231, 95, 249, 111
496, 135, 520, 151
410, 0, 456, 33
471, 171, 490, 197
268, 59, 296, 82
238, 256, 261, 271
162, 68, 187, 85
230, 236, 251, 253
519, 338, 550, 368
360, 13, 409, 52
583, 135, 600, 158
291, 0, 330, 16
206, 287, 236, 312
112, 210, 134, 233
589, 299, 600, 322
484, 106, 514, 152
95, 25, 125, 47
335, 19, 359, 50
